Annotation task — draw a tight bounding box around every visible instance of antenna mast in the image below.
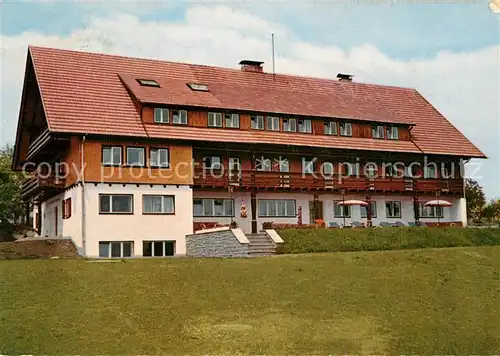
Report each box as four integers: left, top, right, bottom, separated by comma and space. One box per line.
271, 33, 276, 80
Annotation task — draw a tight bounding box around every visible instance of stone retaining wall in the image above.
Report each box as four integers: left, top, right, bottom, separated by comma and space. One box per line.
186, 228, 249, 257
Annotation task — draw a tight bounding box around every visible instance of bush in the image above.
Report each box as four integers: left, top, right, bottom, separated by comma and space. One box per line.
278, 227, 500, 254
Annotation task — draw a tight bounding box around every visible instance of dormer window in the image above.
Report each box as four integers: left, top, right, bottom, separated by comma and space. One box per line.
187, 83, 209, 92
154, 108, 169, 124
298, 119, 312, 133
387, 126, 399, 140
324, 121, 338, 135
172, 109, 188, 125
372, 125, 384, 139
283, 118, 297, 132
137, 79, 160, 87
208, 112, 223, 127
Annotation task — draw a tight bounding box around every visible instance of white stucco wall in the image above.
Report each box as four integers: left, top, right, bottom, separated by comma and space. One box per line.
83, 184, 193, 257
193, 190, 463, 231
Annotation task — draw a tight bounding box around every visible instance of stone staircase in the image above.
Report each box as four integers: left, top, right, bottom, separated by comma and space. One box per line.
247, 232, 276, 256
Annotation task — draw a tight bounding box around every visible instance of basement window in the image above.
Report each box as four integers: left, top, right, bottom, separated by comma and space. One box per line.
143, 241, 176, 257
137, 79, 160, 87
187, 83, 209, 91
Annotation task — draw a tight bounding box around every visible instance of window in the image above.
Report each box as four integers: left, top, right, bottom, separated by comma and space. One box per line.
425, 165, 437, 178
266, 116, 280, 131
172, 109, 187, 124
229, 157, 241, 171
278, 157, 289, 172
143, 195, 175, 214
126, 147, 145, 167
418, 203, 443, 218
203, 156, 222, 170
150, 148, 169, 168
99, 194, 133, 214
334, 201, 351, 218
225, 113, 240, 128
259, 199, 296, 217
99, 241, 133, 258
322, 162, 334, 176
283, 118, 297, 132
372, 125, 384, 139
385, 201, 402, 218
143, 241, 176, 257
62, 198, 72, 219
302, 158, 315, 174
384, 164, 395, 177
251, 115, 264, 130
387, 126, 399, 140
102, 146, 122, 166
361, 202, 377, 218
256, 156, 272, 172
187, 83, 209, 91
365, 164, 378, 178
154, 108, 169, 123
298, 119, 312, 133
193, 198, 234, 217
339, 122, 352, 136
208, 112, 223, 127
137, 79, 159, 87
340, 163, 355, 176
324, 121, 338, 135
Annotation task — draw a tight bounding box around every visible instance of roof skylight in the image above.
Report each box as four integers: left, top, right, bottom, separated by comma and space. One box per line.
187, 83, 209, 92
137, 79, 160, 87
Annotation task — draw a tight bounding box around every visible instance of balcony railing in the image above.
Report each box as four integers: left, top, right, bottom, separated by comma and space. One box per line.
193, 169, 464, 194
21, 171, 66, 199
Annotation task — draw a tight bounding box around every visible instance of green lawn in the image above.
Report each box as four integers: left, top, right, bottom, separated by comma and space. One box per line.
1, 247, 499, 354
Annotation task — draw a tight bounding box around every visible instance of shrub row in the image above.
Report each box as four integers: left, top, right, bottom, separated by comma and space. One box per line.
277, 227, 500, 254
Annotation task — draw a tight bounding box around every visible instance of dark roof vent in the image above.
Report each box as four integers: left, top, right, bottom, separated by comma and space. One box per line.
337, 73, 354, 82
239, 60, 264, 73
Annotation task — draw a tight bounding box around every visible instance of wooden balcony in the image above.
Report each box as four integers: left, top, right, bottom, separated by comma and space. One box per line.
21, 171, 66, 200
193, 169, 464, 194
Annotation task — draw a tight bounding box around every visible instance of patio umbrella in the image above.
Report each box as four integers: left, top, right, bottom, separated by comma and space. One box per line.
336, 200, 368, 227
424, 199, 452, 225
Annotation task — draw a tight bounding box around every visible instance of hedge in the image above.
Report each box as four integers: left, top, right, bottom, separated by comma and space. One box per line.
277, 227, 500, 254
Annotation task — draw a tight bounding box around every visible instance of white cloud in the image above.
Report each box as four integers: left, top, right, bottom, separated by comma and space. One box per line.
1, 5, 498, 197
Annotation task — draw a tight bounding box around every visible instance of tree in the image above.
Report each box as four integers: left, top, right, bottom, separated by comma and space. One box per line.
465, 179, 486, 223
482, 199, 500, 226
0, 145, 26, 223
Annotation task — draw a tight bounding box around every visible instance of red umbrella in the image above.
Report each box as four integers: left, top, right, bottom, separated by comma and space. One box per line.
424, 199, 452, 225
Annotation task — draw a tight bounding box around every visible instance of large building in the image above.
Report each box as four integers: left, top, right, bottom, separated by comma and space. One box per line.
12, 46, 485, 257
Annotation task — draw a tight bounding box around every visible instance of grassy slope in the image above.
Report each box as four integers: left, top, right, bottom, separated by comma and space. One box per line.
278, 227, 500, 254
1, 247, 499, 354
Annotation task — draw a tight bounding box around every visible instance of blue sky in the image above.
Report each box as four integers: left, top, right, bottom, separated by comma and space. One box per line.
1, 0, 499, 197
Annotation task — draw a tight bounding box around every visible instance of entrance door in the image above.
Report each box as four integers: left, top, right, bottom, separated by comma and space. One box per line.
309, 201, 323, 223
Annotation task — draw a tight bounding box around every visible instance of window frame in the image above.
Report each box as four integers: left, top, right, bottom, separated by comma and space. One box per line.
324, 121, 338, 135
333, 200, 351, 218
224, 113, 240, 128
154, 107, 170, 124
258, 199, 296, 218
193, 198, 234, 217
302, 158, 315, 174
142, 240, 176, 257
99, 194, 134, 215
283, 118, 297, 132
99, 241, 134, 258
418, 203, 444, 218
385, 201, 402, 218
149, 148, 170, 168
137, 79, 160, 87
360, 201, 377, 218
102, 146, 122, 166
266, 116, 280, 131
208, 112, 223, 127
172, 109, 188, 125
203, 156, 222, 170
251, 115, 265, 130
298, 119, 312, 133
339, 122, 353, 136
62, 198, 72, 219
387, 126, 399, 140
142, 195, 175, 215
372, 125, 385, 139
126, 146, 146, 167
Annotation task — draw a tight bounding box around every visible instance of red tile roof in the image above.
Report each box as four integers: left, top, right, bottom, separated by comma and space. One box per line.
28, 46, 485, 158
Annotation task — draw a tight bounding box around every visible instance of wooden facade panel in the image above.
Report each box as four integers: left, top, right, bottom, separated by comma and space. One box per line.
312, 120, 324, 135
190, 111, 207, 127
142, 107, 154, 124
240, 114, 251, 131
63, 136, 82, 187
82, 138, 193, 184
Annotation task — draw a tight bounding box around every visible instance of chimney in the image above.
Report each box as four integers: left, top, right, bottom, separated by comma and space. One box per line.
239, 60, 264, 73
337, 73, 354, 82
